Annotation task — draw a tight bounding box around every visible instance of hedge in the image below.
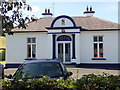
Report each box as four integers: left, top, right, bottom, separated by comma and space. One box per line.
1, 73, 120, 90
76, 73, 120, 90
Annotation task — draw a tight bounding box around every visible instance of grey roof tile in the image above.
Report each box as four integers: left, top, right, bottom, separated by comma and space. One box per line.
12, 16, 118, 32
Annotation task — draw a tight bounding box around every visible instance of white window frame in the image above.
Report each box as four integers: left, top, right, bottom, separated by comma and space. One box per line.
56, 41, 72, 63
27, 37, 36, 58
93, 36, 104, 58
56, 35, 72, 63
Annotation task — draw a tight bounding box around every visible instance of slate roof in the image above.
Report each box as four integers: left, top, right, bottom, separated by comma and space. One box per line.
12, 16, 118, 32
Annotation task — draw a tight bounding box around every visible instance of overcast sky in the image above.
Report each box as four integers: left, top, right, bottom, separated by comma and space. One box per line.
25, 1, 119, 23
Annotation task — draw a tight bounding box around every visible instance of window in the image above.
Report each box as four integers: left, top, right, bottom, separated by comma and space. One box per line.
93, 36, 103, 58
27, 38, 36, 58
57, 35, 71, 41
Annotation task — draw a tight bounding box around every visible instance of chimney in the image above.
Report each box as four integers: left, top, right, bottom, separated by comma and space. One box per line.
84, 6, 95, 16
42, 9, 53, 17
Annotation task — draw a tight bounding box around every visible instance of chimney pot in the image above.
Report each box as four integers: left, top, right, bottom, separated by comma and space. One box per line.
86, 6, 89, 11
45, 9, 47, 13
90, 6, 92, 11
48, 9, 50, 13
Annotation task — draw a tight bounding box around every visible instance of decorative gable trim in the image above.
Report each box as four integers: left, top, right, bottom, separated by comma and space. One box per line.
46, 27, 81, 30
51, 15, 77, 27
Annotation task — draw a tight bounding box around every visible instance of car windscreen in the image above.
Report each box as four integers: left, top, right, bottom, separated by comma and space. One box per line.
13, 62, 63, 79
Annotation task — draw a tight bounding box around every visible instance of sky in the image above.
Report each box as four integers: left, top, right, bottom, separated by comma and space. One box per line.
24, 1, 119, 23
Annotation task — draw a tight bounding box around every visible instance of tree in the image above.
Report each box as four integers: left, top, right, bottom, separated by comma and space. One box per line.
0, 0, 37, 35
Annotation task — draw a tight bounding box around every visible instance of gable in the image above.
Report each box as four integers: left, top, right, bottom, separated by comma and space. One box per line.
46, 15, 81, 34
51, 15, 76, 27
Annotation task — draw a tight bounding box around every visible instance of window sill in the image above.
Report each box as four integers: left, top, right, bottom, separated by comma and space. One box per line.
25, 58, 37, 60
92, 57, 106, 60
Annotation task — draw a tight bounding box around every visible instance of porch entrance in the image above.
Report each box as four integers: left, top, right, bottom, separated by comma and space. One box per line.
56, 35, 72, 63
58, 42, 71, 63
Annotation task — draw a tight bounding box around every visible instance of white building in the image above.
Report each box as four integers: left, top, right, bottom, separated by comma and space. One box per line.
5, 7, 120, 68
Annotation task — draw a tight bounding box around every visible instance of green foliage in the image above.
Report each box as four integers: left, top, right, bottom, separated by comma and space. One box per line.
0, 0, 37, 35
2, 76, 75, 90
2, 73, 120, 90
76, 73, 120, 90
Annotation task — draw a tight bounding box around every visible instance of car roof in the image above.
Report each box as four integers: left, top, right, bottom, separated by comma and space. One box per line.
23, 60, 61, 64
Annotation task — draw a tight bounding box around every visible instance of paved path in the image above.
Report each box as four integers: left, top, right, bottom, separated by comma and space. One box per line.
4, 67, 120, 79
67, 68, 119, 79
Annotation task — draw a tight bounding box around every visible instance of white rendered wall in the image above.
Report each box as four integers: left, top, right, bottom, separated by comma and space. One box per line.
74, 34, 80, 64
118, 31, 120, 63
6, 31, 119, 64
80, 31, 118, 64
6, 32, 52, 64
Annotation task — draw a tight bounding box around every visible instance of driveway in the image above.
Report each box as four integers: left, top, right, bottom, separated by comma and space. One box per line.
4, 67, 120, 79
67, 68, 119, 79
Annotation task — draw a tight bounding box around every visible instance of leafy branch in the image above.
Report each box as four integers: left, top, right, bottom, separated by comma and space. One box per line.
0, 0, 37, 35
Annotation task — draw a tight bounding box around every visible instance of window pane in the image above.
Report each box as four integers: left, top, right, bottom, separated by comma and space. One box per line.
99, 43, 103, 57
27, 45, 31, 58
99, 36, 103, 42
57, 35, 71, 41
58, 43, 63, 54
65, 43, 70, 62
94, 43, 97, 57
65, 44, 69, 54
32, 44, 36, 58
58, 43, 63, 62
32, 38, 36, 43
94, 36, 97, 42
27, 38, 31, 43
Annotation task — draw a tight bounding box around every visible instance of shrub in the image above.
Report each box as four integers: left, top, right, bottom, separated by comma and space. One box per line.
75, 73, 120, 90
1, 74, 120, 90
2, 76, 75, 90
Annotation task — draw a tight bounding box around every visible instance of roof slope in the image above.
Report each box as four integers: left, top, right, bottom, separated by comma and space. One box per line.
12, 16, 118, 32
73, 16, 118, 30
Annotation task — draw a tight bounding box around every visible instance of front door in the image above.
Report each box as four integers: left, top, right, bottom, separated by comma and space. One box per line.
58, 43, 71, 63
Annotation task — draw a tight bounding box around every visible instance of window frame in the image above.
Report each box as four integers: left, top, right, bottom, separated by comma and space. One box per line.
93, 36, 104, 58
27, 37, 36, 59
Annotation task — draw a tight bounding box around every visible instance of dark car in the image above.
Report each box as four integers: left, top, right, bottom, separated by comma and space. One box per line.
6, 60, 72, 80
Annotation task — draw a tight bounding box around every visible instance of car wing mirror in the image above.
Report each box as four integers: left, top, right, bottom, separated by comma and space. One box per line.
5, 74, 12, 79
66, 71, 73, 76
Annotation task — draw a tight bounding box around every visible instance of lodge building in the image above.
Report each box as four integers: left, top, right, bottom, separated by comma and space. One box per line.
5, 7, 120, 68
